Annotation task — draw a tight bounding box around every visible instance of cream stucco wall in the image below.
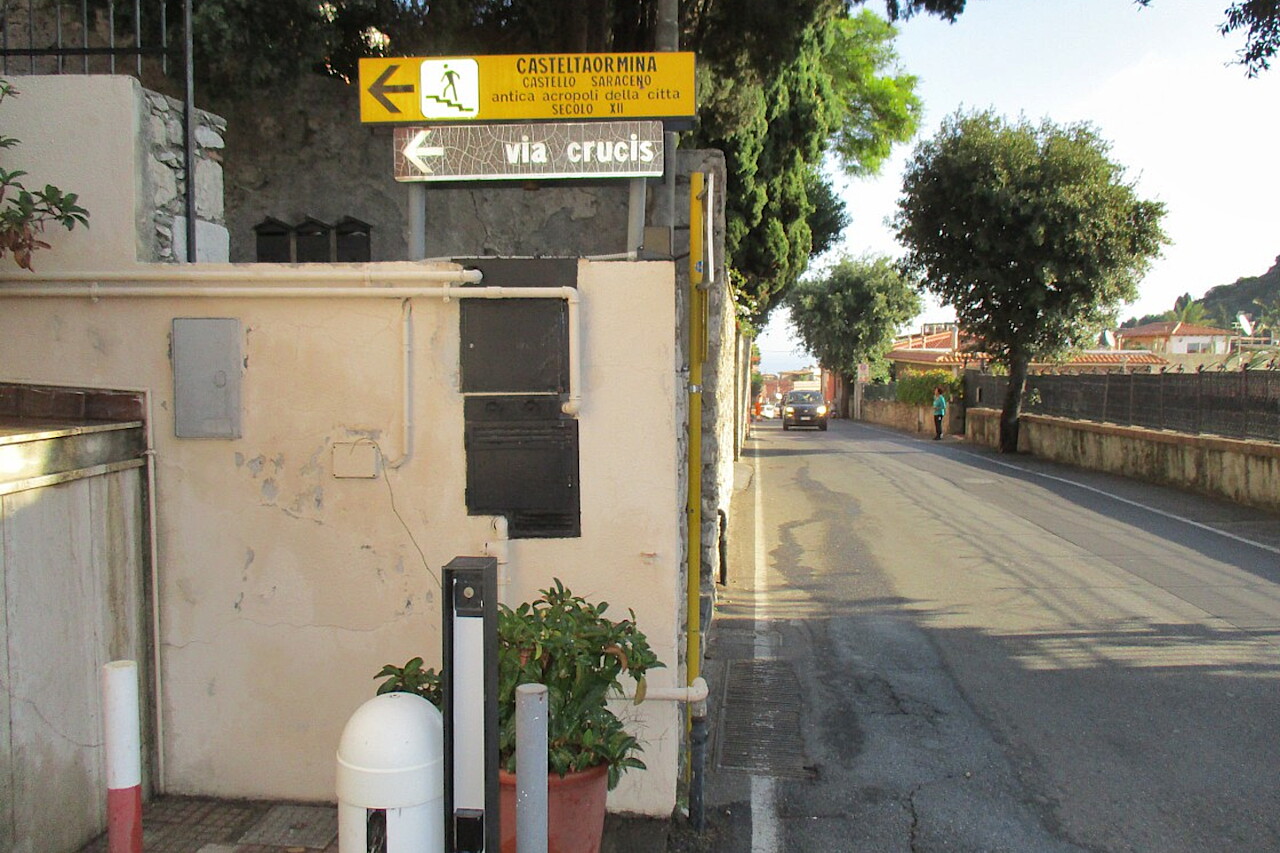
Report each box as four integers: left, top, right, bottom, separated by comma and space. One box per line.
1, 75, 146, 268
0, 259, 681, 813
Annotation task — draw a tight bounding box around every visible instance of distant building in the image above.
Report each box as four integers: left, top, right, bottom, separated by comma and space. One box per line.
886, 323, 1168, 376
1115, 321, 1234, 355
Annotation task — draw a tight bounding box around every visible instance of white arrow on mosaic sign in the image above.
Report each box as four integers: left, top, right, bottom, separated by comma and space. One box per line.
403, 129, 447, 173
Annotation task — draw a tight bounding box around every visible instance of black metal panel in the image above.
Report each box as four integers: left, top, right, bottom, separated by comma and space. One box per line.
458, 259, 581, 538
457, 258, 576, 393
460, 300, 568, 394
463, 395, 580, 538
465, 417, 578, 513
459, 257, 578, 289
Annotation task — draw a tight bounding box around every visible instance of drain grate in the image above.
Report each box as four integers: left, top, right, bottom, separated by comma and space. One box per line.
716, 659, 812, 778
238, 804, 338, 849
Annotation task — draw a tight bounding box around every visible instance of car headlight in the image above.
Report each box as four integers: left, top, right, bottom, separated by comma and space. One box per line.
784, 407, 794, 414
816, 405, 828, 415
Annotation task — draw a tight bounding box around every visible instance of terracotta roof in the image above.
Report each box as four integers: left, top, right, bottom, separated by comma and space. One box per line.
889, 349, 970, 365
887, 347, 1167, 368
1045, 351, 1167, 366
1118, 321, 1233, 338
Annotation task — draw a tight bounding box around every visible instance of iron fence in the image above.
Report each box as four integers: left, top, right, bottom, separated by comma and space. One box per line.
0, 0, 196, 259
965, 369, 1280, 444
861, 382, 898, 402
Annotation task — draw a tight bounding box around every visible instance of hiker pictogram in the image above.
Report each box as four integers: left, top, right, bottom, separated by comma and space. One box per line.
420, 59, 479, 118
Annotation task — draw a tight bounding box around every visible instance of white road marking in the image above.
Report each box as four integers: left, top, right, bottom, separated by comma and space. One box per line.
751, 456, 780, 853
952, 445, 1280, 556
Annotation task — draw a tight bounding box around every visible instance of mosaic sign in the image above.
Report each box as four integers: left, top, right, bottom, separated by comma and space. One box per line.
392, 121, 665, 182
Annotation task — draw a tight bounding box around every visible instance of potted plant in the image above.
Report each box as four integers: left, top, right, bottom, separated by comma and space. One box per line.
375, 579, 663, 853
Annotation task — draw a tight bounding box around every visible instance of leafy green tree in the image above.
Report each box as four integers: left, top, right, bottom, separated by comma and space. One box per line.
895, 110, 1167, 452
692, 6, 923, 325
826, 12, 923, 176
785, 254, 921, 399
896, 369, 960, 405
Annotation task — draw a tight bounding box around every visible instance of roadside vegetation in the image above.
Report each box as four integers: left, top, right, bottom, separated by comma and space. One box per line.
895, 110, 1168, 453
786, 254, 921, 389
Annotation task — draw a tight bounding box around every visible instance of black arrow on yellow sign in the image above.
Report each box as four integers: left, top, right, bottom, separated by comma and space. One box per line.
368, 64, 414, 113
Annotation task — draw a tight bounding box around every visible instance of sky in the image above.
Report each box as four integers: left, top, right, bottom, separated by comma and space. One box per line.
756, 0, 1280, 374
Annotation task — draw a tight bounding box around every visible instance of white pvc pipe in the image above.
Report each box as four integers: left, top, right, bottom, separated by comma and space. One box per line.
621, 676, 709, 704
515, 684, 549, 853
103, 660, 142, 853
141, 393, 165, 790
0, 266, 482, 284
484, 516, 511, 605
383, 300, 415, 469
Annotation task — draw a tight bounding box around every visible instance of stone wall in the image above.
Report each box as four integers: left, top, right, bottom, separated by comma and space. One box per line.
142, 90, 228, 262
965, 407, 1280, 513
684, 150, 734, 590
213, 75, 635, 262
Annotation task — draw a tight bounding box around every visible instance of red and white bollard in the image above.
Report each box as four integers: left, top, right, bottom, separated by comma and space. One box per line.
103, 660, 143, 853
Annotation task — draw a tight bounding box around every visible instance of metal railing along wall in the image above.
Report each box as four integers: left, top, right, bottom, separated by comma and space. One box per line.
0, 0, 196, 260
964, 369, 1280, 444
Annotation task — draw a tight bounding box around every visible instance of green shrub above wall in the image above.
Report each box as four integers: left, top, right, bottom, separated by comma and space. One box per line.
896, 371, 961, 406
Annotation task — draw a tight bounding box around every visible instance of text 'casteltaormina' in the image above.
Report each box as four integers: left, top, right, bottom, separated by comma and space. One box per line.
514, 55, 661, 75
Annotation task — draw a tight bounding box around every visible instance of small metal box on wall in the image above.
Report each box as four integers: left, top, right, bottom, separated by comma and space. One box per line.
458, 259, 579, 538
171, 318, 243, 439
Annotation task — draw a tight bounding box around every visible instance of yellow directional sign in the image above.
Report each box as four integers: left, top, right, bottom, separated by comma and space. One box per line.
359, 53, 696, 124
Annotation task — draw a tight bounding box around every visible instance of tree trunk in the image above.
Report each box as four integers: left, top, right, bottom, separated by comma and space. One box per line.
999, 356, 1029, 453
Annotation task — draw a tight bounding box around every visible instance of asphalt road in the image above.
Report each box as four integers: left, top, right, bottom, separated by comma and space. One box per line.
697, 417, 1280, 852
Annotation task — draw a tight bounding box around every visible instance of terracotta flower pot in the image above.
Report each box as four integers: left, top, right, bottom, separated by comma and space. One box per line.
498, 763, 609, 853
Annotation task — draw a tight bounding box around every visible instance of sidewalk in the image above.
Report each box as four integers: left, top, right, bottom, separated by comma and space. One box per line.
77, 795, 673, 853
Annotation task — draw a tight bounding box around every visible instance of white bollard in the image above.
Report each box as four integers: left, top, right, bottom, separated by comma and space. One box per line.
336, 692, 444, 853
515, 684, 549, 853
102, 660, 143, 853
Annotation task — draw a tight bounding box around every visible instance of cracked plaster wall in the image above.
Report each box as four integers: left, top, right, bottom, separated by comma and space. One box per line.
0, 262, 682, 813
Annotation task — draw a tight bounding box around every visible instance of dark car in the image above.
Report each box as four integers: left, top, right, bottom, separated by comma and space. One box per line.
782, 390, 828, 431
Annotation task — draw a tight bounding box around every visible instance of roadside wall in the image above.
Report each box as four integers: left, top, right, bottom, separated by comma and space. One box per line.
0, 261, 683, 814
965, 407, 1280, 514
861, 399, 959, 435
681, 150, 734, 592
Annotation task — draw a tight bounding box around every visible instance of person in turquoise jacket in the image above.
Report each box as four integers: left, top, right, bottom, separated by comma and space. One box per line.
932, 386, 948, 440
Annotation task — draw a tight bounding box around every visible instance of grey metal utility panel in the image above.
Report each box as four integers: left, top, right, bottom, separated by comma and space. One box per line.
172, 318, 243, 439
